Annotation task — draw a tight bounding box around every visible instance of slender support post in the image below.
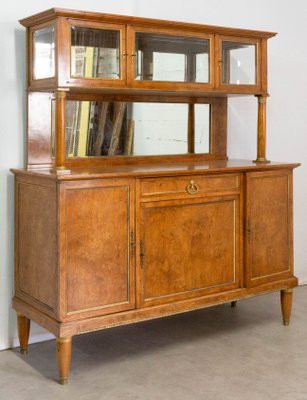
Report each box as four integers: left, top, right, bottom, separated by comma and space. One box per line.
55, 90, 67, 171
254, 94, 270, 163
17, 313, 30, 354
230, 301, 237, 308
188, 103, 195, 154
56, 337, 72, 385
280, 289, 293, 326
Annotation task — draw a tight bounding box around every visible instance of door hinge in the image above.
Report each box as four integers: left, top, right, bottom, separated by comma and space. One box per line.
130, 230, 136, 255
247, 221, 252, 242
140, 240, 145, 268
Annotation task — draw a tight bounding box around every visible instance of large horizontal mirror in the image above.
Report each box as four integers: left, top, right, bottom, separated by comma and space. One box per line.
52, 101, 210, 158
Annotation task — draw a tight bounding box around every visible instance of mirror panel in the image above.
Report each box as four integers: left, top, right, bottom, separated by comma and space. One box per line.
54, 101, 210, 158
71, 26, 121, 79
132, 103, 188, 155
222, 41, 256, 85
195, 104, 210, 154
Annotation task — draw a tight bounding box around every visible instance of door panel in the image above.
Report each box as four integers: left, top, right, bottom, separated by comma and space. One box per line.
57, 19, 127, 89
138, 195, 240, 307
245, 170, 293, 287
215, 35, 262, 93
60, 179, 135, 320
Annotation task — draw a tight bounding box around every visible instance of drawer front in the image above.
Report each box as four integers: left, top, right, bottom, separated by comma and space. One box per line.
139, 173, 240, 199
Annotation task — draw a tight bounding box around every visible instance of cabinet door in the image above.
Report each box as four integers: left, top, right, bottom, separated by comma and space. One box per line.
127, 26, 213, 91
57, 19, 127, 89
137, 195, 241, 307
245, 170, 293, 287
215, 35, 263, 93
59, 179, 135, 320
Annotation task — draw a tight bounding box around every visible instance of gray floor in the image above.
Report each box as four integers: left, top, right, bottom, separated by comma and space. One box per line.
1, 287, 306, 400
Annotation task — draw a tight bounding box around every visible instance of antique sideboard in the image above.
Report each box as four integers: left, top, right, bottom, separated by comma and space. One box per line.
12, 8, 299, 384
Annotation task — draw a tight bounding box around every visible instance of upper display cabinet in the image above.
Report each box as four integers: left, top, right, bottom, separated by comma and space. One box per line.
20, 8, 276, 95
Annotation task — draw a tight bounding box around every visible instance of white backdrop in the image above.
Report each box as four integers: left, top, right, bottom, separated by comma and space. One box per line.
0, 0, 306, 350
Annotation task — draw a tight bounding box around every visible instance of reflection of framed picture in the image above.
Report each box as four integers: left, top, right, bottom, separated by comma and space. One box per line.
71, 46, 86, 77
97, 48, 120, 79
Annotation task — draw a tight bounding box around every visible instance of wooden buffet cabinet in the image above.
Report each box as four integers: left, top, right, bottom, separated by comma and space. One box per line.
13, 8, 299, 384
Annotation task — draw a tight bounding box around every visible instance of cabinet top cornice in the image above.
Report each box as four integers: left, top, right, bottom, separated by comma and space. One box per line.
19, 7, 276, 39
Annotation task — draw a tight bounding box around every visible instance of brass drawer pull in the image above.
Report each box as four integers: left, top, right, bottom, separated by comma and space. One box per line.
186, 180, 199, 195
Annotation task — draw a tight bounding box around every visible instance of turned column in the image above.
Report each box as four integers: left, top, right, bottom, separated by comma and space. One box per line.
254, 94, 270, 163
280, 289, 293, 326
56, 337, 72, 385
55, 90, 67, 171
17, 313, 30, 354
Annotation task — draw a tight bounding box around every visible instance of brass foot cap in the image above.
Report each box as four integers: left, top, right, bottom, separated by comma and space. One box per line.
59, 378, 68, 385
20, 348, 28, 355
252, 158, 271, 164
283, 320, 290, 326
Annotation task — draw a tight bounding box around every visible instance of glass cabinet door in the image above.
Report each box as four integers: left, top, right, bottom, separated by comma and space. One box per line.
59, 21, 127, 88
71, 26, 121, 80
218, 36, 260, 91
127, 28, 213, 89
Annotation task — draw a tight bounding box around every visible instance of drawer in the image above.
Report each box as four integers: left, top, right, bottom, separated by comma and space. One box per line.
139, 173, 240, 198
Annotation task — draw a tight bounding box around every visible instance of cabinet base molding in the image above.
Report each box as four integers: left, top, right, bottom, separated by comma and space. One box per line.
14, 278, 297, 384
13, 277, 297, 338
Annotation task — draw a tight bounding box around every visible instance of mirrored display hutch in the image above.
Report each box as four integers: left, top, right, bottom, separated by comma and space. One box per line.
12, 8, 299, 384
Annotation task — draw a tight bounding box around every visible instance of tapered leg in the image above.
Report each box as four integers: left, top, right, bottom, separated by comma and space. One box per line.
56, 337, 72, 385
281, 289, 293, 326
17, 313, 30, 354
230, 301, 237, 308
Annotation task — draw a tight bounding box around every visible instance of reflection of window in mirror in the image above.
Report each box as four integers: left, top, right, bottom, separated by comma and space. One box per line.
57, 101, 210, 158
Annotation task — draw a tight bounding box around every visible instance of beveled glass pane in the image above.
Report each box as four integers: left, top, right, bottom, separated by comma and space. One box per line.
195, 104, 210, 154
33, 26, 55, 79
222, 41, 256, 85
64, 101, 214, 157
135, 32, 209, 83
71, 27, 120, 79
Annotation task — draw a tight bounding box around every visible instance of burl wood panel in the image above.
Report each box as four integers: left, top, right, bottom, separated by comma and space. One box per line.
245, 170, 293, 286
138, 195, 240, 306
62, 180, 135, 318
17, 181, 57, 311
27, 92, 54, 168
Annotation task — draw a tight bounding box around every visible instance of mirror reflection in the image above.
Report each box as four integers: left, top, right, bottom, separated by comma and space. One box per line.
33, 26, 55, 80
71, 26, 120, 79
61, 101, 210, 158
135, 32, 209, 83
